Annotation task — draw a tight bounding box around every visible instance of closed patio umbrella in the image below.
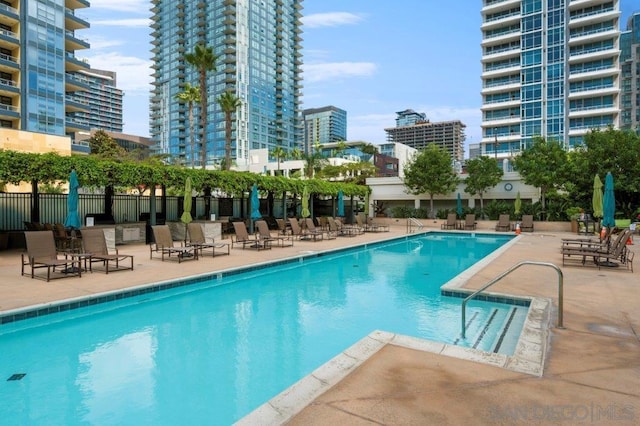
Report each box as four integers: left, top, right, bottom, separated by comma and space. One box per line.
456, 193, 463, 218
64, 170, 81, 229
337, 190, 344, 217
180, 177, 193, 243
364, 192, 369, 216
592, 175, 603, 220
514, 191, 521, 219
301, 186, 310, 219
601, 172, 615, 229
250, 184, 261, 233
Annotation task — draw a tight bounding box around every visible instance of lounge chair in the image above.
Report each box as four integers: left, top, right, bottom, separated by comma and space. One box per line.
232, 221, 271, 250
520, 215, 534, 232
289, 217, 322, 241
276, 218, 291, 235
53, 223, 71, 251
306, 217, 336, 239
441, 213, 457, 230
81, 228, 134, 273
362, 214, 389, 232
495, 214, 511, 232
464, 214, 477, 230
187, 222, 230, 257
21, 231, 82, 281
327, 216, 354, 237
562, 229, 631, 269
256, 220, 293, 247
336, 217, 364, 235
150, 225, 198, 262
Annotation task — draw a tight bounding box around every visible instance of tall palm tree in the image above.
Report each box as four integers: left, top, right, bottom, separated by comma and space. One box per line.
270, 146, 288, 174
216, 90, 241, 171
303, 143, 327, 178
174, 83, 200, 168
290, 147, 302, 160
184, 44, 218, 169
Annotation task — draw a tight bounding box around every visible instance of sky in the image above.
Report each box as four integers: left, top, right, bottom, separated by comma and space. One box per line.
83, 0, 639, 153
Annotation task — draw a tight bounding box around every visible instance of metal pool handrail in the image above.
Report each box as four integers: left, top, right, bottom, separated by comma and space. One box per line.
406, 217, 424, 233
461, 261, 564, 339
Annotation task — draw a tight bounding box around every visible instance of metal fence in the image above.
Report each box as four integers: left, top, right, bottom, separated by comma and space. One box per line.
0, 193, 253, 231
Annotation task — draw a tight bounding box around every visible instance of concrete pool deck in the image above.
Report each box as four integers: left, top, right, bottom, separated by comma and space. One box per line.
1, 222, 638, 424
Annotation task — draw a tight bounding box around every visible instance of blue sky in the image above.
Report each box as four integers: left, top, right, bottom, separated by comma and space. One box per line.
83, 0, 639, 152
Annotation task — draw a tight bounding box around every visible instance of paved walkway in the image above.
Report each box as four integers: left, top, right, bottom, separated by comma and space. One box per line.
1, 223, 639, 425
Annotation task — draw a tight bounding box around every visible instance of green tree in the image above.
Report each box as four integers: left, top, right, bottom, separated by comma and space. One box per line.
270, 145, 288, 174
359, 143, 378, 156
88, 130, 125, 159
216, 90, 242, 171
333, 140, 348, 157
290, 148, 303, 160
567, 127, 640, 218
464, 156, 503, 219
174, 83, 200, 168
302, 143, 328, 178
513, 137, 568, 219
184, 43, 218, 169
403, 144, 458, 218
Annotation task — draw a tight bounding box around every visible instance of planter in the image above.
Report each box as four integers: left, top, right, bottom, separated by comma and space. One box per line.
570, 220, 578, 234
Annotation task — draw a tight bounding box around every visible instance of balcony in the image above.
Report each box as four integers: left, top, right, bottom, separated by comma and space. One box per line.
0, 2, 19, 24
64, 52, 90, 72
0, 76, 18, 97
0, 102, 19, 120
65, 8, 90, 31
65, 30, 90, 51
0, 51, 18, 72
66, 0, 90, 9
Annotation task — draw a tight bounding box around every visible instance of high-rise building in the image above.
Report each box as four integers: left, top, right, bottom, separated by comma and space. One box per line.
67, 69, 123, 133
302, 106, 347, 152
384, 110, 465, 162
621, 12, 640, 133
0, 0, 91, 137
149, 0, 304, 168
480, 0, 621, 159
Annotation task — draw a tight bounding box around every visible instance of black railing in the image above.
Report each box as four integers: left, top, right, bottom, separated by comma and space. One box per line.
0, 193, 271, 231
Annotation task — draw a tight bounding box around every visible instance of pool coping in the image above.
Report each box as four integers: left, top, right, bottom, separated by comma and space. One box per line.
236, 233, 554, 425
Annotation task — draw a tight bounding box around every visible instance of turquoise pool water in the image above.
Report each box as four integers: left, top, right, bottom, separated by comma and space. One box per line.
0, 233, 520, 425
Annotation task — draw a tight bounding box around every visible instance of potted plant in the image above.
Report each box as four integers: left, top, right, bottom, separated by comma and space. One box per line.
374, 201, 387, 217
566, 207, 582, 234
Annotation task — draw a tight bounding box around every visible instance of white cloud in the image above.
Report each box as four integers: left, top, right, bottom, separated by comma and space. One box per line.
85, 36, 125, 50
89, 0, 150, 13
303, 12, 364, 28
92, 19, 151, 28
303, 62, 376, 82
84, 52, 152, 93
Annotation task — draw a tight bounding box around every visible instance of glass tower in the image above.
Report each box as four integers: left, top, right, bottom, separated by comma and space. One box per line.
302, 105, 346, 152
481, 0, 621, 158
620, 12, 640, 133
149, 0, 304, 168
0, 0, 91, 136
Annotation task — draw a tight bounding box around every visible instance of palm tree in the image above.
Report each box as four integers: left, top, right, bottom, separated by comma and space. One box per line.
303, 143, 327, 178
174, 83, 200, 168
216, 90, 242, 171
184, 44, 218, 169
270, 146, 288, 174
290, 147, 303, 160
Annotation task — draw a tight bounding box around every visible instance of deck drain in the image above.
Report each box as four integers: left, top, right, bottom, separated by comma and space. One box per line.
7, 373, 26, 381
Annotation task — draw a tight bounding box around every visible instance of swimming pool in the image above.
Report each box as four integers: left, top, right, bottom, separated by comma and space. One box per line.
0, 232, 521, 425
